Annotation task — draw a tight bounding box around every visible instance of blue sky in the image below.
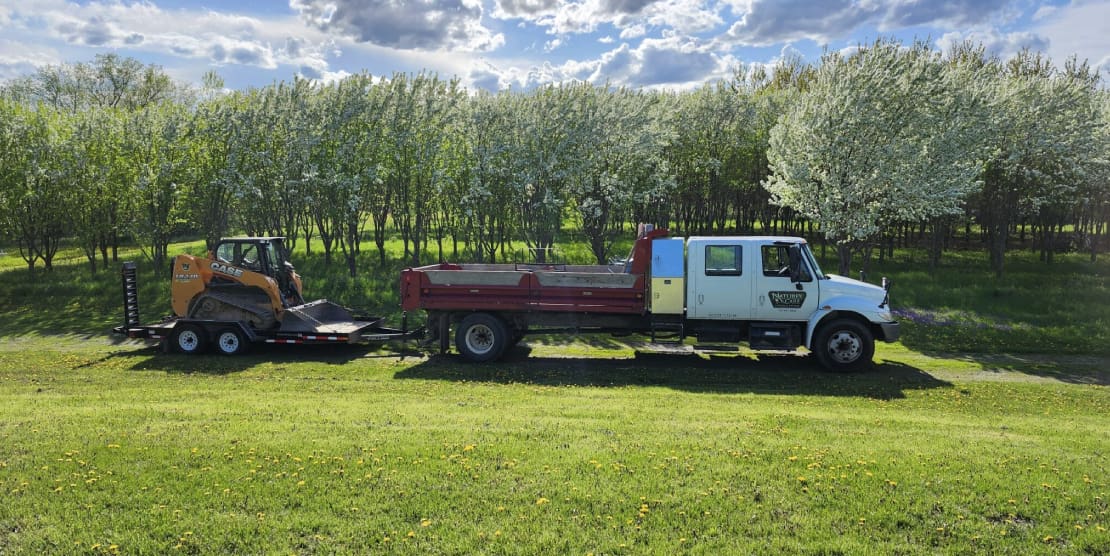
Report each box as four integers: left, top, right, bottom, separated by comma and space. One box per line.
0, 0, 1106, 92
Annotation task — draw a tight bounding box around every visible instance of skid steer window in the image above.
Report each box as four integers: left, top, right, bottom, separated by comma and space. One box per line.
238, 244, 261, 272
215, 243, 236, 264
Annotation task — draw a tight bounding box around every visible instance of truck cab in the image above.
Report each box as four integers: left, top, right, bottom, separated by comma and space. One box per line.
665, 236, 897, 371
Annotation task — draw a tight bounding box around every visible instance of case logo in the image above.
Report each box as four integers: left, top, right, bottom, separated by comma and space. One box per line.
210, 262, 244, 278
769, 291, 806, 309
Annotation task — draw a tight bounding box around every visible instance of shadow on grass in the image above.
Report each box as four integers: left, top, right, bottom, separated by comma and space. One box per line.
925, 352, 1109, 385
111, 341, 410, 375
394, 345, 951, 399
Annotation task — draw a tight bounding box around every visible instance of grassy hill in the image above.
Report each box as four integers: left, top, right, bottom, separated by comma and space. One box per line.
0, 235, 1107, 554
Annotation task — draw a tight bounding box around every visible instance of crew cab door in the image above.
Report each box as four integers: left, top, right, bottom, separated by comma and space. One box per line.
686, 238, 752, 320
752, 242, 820, 321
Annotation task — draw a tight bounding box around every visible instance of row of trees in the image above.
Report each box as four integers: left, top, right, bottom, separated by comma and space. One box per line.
1, 44, 1108, 278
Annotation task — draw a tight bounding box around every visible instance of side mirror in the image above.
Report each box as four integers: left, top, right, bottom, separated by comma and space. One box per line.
787, 244, 803, 283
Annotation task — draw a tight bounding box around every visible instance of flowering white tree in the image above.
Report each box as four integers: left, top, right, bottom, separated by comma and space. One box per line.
764, 39, 990, 275
978, 51, 1105, 274
569, 84, 675, 264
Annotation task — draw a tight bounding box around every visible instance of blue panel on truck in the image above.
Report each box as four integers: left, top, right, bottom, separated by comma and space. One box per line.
651, 238, 685, 278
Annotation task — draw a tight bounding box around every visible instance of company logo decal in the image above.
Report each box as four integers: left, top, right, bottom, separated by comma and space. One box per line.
769, 291, 806, 309
211, 262, 244, 278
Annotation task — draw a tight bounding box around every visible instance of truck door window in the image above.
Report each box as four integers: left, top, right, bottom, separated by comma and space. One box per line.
704, 245, 742, 276
762, 245, 811, 280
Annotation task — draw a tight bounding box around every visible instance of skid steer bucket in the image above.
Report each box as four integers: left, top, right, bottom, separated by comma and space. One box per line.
278, 299, 382, 335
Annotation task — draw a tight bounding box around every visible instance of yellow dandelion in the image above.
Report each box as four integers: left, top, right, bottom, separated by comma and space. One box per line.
407, 531, 415, 538
536, 497, 550, 505
420, 519, 431, 527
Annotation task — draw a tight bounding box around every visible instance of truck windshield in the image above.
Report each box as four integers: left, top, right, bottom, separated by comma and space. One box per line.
801, 243, 827, 280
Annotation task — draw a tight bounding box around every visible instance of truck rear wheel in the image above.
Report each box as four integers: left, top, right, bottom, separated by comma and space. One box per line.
813, 318, 874, 372
171, 324, 207, 354
455, 313, 508, 362
214, 328, 249, 356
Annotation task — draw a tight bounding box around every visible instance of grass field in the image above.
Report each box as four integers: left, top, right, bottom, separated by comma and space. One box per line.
1, 339, 1106, 554
0, 236, 1107, 554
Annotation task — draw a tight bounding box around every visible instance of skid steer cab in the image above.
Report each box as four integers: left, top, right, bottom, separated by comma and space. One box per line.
171, 237, 307, 328
114, 237, 421, 355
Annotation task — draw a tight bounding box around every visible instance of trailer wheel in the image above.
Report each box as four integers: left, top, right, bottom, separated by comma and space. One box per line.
813, 318, 874, 372
455, 313, 508, 362
171, 324, 207, 354
214, 328, 249, 356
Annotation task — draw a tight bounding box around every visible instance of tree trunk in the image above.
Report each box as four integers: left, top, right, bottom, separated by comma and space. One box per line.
836, 242, 853, 276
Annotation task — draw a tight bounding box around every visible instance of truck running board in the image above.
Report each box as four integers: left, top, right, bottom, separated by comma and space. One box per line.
650, 317, 684, 344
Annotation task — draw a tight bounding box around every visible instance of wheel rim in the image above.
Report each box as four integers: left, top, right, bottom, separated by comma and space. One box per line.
464, 324, 495, 355
218, 332, 239, 354
178, 330, 200, 352
826, 330, 862, 363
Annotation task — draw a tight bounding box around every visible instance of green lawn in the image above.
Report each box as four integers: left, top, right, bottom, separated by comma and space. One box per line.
0, 338, 1107, 554
0, 238, 1107, 554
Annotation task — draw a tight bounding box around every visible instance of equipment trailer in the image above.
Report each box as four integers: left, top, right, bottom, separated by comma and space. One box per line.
113, 237, 420, 354
401, 227, 899, 372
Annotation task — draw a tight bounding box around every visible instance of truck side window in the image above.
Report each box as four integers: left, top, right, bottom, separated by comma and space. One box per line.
705, 245, 742, 276
762, 245, 811, 280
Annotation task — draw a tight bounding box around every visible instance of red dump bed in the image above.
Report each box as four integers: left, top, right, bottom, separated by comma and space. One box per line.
400, 230, 667, 315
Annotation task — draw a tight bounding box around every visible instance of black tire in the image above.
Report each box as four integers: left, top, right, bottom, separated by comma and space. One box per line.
813, 318, 874, 372
171, 324, 207, 355
214, 328, 249, 356
455, 313, 508, 362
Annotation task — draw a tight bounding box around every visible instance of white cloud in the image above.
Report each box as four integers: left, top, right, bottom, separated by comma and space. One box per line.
620, 23, 647, 39
722, 0, 1013, 46
493, 0, 720, 37
879, 0, 1012, 29
0, 0, 342, 82
1031, 0, 1110, 75
936, 29, 1050, 62
723, 0, 873, 46
643, 0, 722, 34
0, 38, 60, 81
1031, 5, 1058, 21
472, 33, 736, 91
291, 0, 504, 52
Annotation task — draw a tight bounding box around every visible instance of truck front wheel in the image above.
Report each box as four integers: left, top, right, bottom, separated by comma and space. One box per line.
455, 313, 508, 362
813, 318, 874, 372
